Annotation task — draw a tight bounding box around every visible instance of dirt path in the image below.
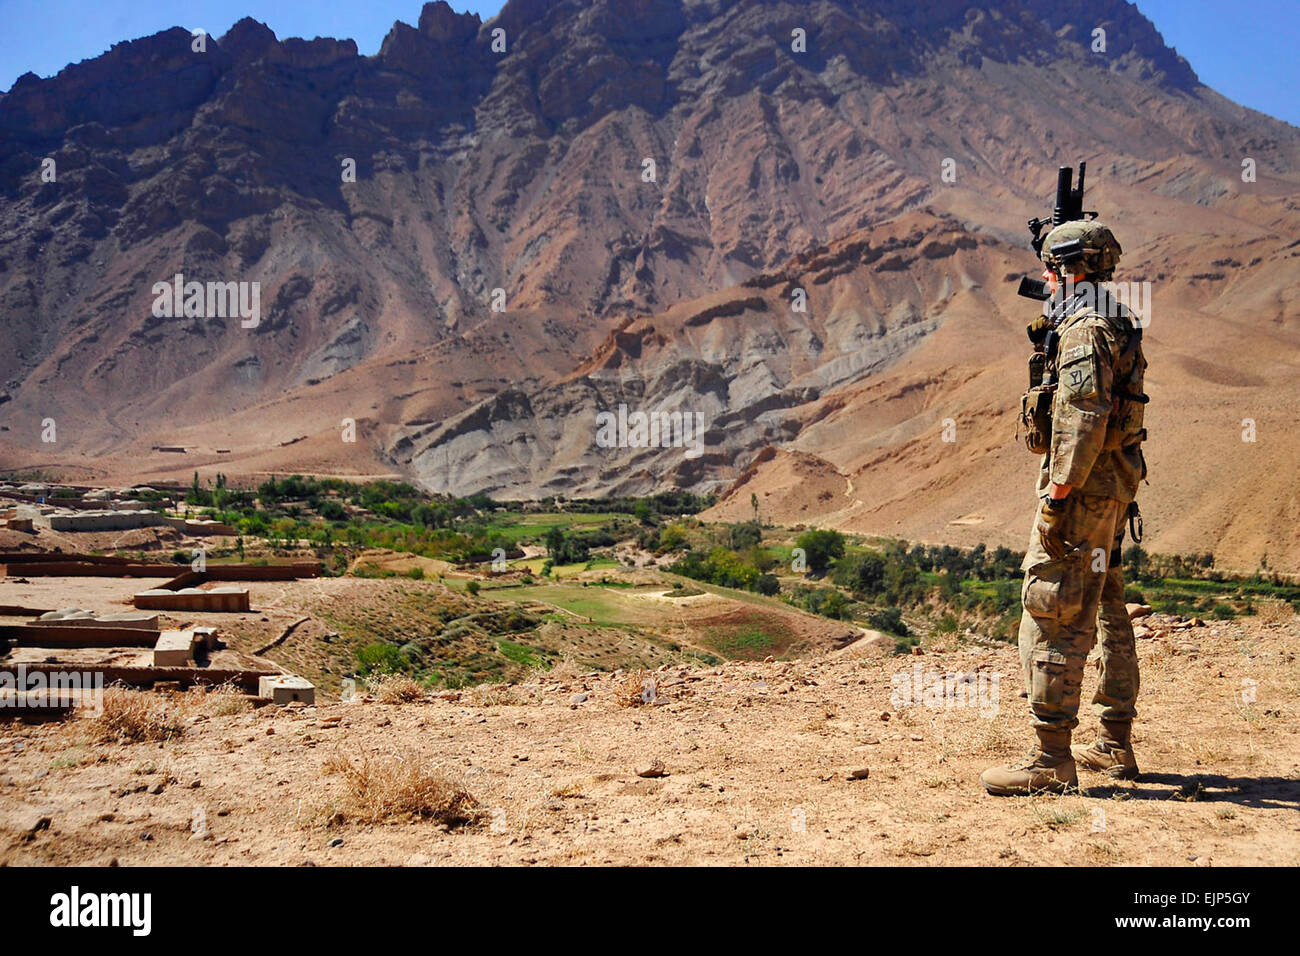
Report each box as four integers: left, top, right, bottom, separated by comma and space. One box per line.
2, 614, 1297, 866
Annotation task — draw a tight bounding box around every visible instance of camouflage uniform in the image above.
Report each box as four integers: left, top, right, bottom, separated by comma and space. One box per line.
1019, 286, 1146, 733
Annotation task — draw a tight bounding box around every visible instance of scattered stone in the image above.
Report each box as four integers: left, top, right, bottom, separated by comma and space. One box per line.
636, 759, 667, 778
328, 837, 344, 848
847, 768, 870, 781
190, 818, 212, 841
15, 810, 51, 837
1127, 603, 1153, 620
570, 693, 588, 705
1133, 625, 1152, 640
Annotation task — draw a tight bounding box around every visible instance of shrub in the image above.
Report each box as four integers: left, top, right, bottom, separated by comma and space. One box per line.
321, 752, 480, 826
92, 687, 184, 743
367, 673, 426, 703
357, 642, 407, 675
868, 606, 908, 636
729, 520, 762, 550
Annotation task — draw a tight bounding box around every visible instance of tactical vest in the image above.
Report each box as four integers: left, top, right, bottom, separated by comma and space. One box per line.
1018, 291, 1148, 470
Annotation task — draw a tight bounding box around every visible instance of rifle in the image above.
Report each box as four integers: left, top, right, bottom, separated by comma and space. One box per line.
1016, 162, 1098, 301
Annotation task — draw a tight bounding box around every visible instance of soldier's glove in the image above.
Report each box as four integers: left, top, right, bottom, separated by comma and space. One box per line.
1026, 314, 1050, 345
1037, 495, 1070, 561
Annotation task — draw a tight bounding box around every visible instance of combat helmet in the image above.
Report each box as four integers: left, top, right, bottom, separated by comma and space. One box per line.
1039, 220, 1123, 280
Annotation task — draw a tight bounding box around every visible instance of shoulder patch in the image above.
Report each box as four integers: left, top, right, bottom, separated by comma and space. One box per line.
1060, 344, 1090, 366
1057, 340, 1098, 401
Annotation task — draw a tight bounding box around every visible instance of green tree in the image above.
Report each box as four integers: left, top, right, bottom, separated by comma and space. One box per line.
729, 520, 762, 550
795, 529, 845, 576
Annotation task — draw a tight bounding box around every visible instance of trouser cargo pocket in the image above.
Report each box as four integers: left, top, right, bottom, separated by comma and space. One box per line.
1022, 555, 1084, 622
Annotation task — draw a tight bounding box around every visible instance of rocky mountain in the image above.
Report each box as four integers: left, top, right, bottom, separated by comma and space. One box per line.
1, 0, 1298, 568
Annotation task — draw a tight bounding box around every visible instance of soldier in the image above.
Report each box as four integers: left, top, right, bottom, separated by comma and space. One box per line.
981, 220, 1147, 796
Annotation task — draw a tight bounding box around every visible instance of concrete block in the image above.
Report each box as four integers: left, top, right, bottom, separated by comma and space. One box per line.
133, 587, 250, 613
258, 675, 315, 705
153, 630, 194, 667
33, 609, 159, 629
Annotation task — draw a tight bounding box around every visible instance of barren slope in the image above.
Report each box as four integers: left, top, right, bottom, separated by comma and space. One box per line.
3, 608, 1297, 866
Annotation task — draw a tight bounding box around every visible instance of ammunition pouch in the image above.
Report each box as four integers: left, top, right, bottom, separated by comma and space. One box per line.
1018, 347, 1054, 454
1020, 383, 1055, 455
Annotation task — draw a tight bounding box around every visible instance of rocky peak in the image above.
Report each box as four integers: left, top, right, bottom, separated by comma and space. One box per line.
417, 1, 482, 44
217, 18, 278, 63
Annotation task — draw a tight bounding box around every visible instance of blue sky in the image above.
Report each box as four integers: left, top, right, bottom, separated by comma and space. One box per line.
0, 0, 1296, 126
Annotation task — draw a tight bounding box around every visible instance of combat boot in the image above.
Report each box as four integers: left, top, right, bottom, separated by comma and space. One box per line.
1072, 720, 1139, 780
980, 729, 1077, 796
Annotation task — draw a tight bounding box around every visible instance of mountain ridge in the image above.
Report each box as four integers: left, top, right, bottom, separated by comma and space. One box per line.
1, 0, 1298, 567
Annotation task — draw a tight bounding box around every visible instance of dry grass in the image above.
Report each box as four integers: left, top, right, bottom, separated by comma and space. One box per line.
1028, 794, 1091, 829
615, 669, 658, 707
91, 686, 185, 743
189, 682, 253, 718
1254, 598, 1296, 626
465, 682, 521, 707
550, 780, 588, 799
367, 673, 426, 704
525, 655, 586, 684
320, 750, 481, 827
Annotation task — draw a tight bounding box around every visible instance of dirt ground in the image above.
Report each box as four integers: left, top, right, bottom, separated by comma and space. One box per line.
3, 610, 1297, 866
